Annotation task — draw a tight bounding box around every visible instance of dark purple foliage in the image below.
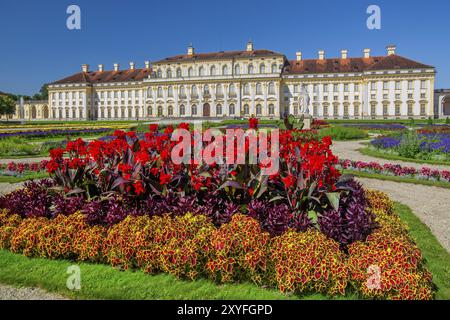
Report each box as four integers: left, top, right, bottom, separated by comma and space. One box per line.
318, 179, 376, 250
0, 179, 55, 218
53, 195, 86, 217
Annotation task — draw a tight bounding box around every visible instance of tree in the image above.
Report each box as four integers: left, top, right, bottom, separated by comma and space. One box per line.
39, 84, 49, 100
0, 95, 16, 121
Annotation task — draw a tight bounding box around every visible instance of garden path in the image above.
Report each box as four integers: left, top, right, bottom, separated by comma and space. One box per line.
0, 157, 49, 165
0, 283, 67, 300
356, 177, 450, 253
331, 140, 450, 171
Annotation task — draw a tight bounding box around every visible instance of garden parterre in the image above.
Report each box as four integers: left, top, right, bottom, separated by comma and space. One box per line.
0, 120, 436, 299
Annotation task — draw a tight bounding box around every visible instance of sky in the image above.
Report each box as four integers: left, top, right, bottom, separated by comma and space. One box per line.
0, 0, 449, 95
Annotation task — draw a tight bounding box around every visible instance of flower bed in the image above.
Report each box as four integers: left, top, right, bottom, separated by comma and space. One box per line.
339, 159, 450, 183
0, 121, 435, 299
0, 128, 111, 139
0, 161, 48, 175
343, 123, 407, 131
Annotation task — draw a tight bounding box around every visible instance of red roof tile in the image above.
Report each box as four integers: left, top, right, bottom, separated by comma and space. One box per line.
154, 49, 284, 64
284, 55, 433, 75
50, 68, 152, 85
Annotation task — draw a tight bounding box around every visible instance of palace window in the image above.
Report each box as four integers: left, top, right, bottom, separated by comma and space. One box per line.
268, 82, 275, 95
157, 69, 162, 78
180, 105, 185, 116
192, 105, 197, 115
344, 84, 349, 92
344, 105, 349, 117
243, 84, 250, 95
244, 104, 250, 115
408, 81, 414, 90
408, 93, 413, 99
188, 67, 194, 77
334, 84, 339, 92
395, 104, 401, 116
420, 104, 426, 115
168, 86, 174, 97
395, 81, 401, 90
383, 81, 389, 90
408, 103, 413, 116
210, 65, 216, 76
271, 63, 277, 73
222, 65, 229, 75
229, 104, 235, 115
371, 104, 376, 116
371, 82, 377, 91
354, 84, 360, 92
259, 64, 265, 74
216, 104, 222, 115
216, 85, 223, 96
199, 66, 204, 77
323, 84, 329, 93
166, 68, 172, 78
354, 104, 359, 115
269, 104, 274, 115
176, 68, 182, 77
248, 64, 254, 74
157, 87, 163, 98
204, 85, 210, 95
256, 83, 262, 95
191, 85, 198, 97
313, 105, 318, 116
383, 103, 388, 116
234, 64, 240, 75
229, 84, 236, 95
333, 105, 339, 116
179, 85, 186, 97
256, 104, 262, 115
168, 106, 173, 116
421, 80, 427, 89
323, 105, 328, 116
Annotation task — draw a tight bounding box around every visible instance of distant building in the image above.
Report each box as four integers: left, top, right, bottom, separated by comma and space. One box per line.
38, 42, 438, 120
434, 89, 450, 118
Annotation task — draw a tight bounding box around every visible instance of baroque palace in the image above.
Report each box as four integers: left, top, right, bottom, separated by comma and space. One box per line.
26, 42, 440, 120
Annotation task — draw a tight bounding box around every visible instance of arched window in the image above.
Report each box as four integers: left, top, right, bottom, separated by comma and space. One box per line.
269, 104, 275, 115
243, 83, 250, 95
259, 64, 265, 74
204, 85, 210, 95
229, 84, 236, 95
271, 63, 277, 73
147, 106, 152, 116
222, 65, 228, 75
256, 104, 262, 115
229, 104, 235, 115
180, 105, 185, 116
166, 68, 172, 78
268, 82, 275, 95
216, 104, 222, 115
191, 85, 198, 97
176, 68, 182, 77
210, 65, 216, 76
244, 104, 250, 115
248, 64, 254, 74
216, 84, 223, 96
147, 88, 152, 97
256, 83, 262, 95
168, 106, 173, 116
188, 67, 194, 77
179, 85, 186, 97
199, 66, 204, 76
168, 86, 174, 97
234, 64, 240, 75
157, 87, 163, 98
157, 69, 162, 78
192, 104, 197, 115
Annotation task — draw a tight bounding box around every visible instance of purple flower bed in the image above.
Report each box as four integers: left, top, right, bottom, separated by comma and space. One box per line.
344, 123, 407, 131
371, 133, 450, 154
0, 128, 111, 139
370, 136, 401, 149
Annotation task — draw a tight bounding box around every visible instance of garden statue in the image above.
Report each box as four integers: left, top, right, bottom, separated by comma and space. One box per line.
299, 85, 312, 129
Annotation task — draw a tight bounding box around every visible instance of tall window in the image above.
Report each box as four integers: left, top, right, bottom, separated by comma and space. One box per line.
269, 104, 274, 115
408, 103, 413, 116
229, 104, 235, 115
408, 81, 414, 90
256, 83, 262, 95
166, 69, 172, 78
192, 104, 197, 115
383, 81, 389, 90
395, 81, 401, 90
244, 104, 249, 115
268, 82, 275, 95
259, 64, 265, 74
188, 67, 194, 77
248, 64, 254, 74
234, 64, 240, 75
204, 85, 210, 95
334, 84, 339, 92
157, 69, 162, 78
157, 87, 163, 98
216, 84, 223, 96
199, 66, 204, 76
147, 88, 152, 97
420, 104, 426, 115
229, 84, 236, 95
191, 85, 198, 97
371, 82, 377, 91
210, 65, 216, 76
421, 80, 427, 89
179, 85, 186, 97
176, 68, 182, 77
243, 84, 250, 95
271, 63, 277, 73
222, 65, 228, 75
168, 106, 173, 116
354, 83, 359, 92
168, 86, 173, 97
256, 104, 262, 116
180, 105, 185, 116
216, 104, 222, 115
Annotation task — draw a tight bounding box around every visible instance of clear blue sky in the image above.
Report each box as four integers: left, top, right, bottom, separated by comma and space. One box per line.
1, 0, 449, 95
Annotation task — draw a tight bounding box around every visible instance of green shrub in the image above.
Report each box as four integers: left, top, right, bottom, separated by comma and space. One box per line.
318, 126, 368, 141
446, 117, 450, 125
397, 131, 421, 158
427, 117, 433, 126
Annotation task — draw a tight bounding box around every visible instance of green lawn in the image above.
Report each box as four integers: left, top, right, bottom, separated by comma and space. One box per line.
393, 203, 450, 300
343, 170, 450, 189
359, 147, 450, 166
0, 172, 48, 183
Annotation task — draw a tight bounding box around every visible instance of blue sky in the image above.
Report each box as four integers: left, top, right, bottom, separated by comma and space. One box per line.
1, 0, 449, 95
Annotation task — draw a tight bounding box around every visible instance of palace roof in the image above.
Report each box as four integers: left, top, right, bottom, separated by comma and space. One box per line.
284, 55, 434, 75
50, 68, 152, 86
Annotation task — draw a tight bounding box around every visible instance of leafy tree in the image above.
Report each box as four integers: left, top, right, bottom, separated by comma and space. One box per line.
446, 117, 450, 125
0, 95, 16, 121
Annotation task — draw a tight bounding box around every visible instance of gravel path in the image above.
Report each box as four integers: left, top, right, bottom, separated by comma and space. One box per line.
0, 284, 68, 300
0, 182, 24, 195
356, 178, 450, 253
331, 140, 450, 171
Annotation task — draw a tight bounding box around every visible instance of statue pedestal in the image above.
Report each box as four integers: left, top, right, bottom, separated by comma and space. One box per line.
303, 114, 312, 130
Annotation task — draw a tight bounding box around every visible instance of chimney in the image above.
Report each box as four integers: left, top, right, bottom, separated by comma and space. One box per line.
318, 50, 325, 60
341, 49, 348, 59
187, 45, 194, 56
387, 45, 396, 56
246, 41, 254, 52
129, 62, 135, 70
145, 61, 150, 69
113, 63, 119, 72
296, 52, 302, 61
82, 64, 89, 72
363, 48, 371, 59
98, 64, 104, 72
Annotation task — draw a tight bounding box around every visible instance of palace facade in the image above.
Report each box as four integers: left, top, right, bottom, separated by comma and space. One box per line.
41, 42, 438, 121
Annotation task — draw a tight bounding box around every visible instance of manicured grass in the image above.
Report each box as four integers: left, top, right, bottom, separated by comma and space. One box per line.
343, 170, 450, 189
359, 147, 450, 166
0, 172, 48, 183
318, 126, 369, 141
0, 249, 358, 300
393, 202, 450, 300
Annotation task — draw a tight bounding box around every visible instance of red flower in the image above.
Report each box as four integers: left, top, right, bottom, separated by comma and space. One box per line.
133, 181, 145, 196
113, 130, 127, 139
249, 117, 259, 130
282, 175, 295, 188
159, 172, 172, 185
149, 124, 159, 132
50, 147, 64, 160
46, 160, 59, 173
